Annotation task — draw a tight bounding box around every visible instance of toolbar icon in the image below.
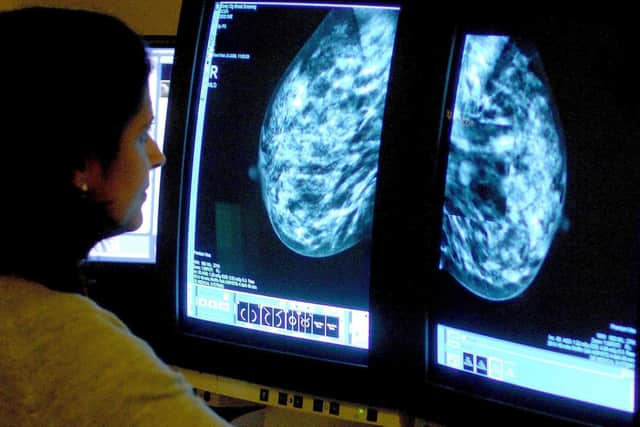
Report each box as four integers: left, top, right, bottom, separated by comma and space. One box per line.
299, 312, 312, 333
313, 315, 327, 336
488, 358, 504, 380
286, 311, 299, 332
261, 306, 274, 327
249, 304, 260, 324
476, 356, 488, 376
463, 352, 475, 372
237, 301, 249, 323
274, 308, 286, 329
325, 316, 340, 338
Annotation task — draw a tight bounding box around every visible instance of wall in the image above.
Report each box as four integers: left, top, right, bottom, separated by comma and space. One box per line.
0, 0, 181, 35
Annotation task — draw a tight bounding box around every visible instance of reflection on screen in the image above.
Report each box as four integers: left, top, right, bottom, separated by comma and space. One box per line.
434, 33, 637, 416
88, 46, 174, 263
181, 2, 400, 356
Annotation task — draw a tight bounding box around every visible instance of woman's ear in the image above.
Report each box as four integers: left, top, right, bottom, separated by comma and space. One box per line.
72, 169, 89, 192
72, 158, 104, 193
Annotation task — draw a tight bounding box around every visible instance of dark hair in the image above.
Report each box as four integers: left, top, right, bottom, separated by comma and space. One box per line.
0, 7, 150, 292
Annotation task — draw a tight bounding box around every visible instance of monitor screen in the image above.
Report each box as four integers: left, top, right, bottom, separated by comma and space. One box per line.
427, 22, 638, 425
173, 1, 400, 365
87, 44, 175, 263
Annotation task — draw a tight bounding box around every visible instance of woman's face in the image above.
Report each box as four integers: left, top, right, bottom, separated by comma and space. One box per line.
81, 86, 166, 232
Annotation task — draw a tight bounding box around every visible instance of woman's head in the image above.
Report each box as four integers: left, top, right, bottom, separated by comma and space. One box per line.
76, 87, 166, 233
0, 7, 165, 289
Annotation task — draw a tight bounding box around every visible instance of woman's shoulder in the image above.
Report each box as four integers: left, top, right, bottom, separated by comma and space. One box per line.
1, 273, 160, 390
0, 274, 121, 327
0, 274, 132, 368
0, 273, 174, 384
0, 274, 231, 426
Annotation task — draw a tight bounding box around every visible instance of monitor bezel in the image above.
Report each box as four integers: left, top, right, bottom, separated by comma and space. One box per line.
419, 20, 640, 427
152, 0, 438, 408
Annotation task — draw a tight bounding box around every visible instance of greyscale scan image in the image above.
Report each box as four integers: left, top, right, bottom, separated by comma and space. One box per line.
440, 35, 567, 301
259, 8, 399, 258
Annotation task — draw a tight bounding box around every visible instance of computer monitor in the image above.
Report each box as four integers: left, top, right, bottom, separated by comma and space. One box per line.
87, 42, 175, 264
153, 0, 431, 413
423, 20, 639, 426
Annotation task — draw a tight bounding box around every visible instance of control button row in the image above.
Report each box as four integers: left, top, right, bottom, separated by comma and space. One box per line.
259, 388, 377, 422
237, 302, 340, 338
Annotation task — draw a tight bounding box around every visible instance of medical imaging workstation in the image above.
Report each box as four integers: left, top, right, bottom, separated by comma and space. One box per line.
86, 4, 640, 425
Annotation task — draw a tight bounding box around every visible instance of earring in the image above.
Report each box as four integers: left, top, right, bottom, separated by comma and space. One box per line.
79, 183, 89, 199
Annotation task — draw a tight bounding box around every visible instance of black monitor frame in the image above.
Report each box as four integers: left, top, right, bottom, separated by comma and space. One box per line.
417, 19, 640, 427
151, 0, 446, 410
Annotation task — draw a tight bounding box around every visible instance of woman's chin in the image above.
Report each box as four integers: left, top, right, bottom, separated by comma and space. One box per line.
121, 211, 144, 233
127, 215, 144, 232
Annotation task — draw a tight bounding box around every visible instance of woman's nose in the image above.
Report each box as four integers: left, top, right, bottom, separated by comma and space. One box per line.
147, 136, 166, 169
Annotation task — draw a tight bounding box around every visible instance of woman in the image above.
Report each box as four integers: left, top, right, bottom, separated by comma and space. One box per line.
0, 7, 230, 426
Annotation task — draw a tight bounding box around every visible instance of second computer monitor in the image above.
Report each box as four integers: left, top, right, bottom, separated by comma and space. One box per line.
426, 21, 638, 426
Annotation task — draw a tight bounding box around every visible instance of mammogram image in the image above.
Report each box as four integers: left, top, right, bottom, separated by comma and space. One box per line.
259, 8, 398, 258
440, 35, 566, 301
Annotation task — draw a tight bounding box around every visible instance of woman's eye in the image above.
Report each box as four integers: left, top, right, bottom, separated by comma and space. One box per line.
136, 133, 148, 145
